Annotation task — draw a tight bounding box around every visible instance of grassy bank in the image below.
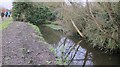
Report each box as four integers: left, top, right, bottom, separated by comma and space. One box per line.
28, 23, 46, 42
28, 23, 66, 65
0, 18, 13, 30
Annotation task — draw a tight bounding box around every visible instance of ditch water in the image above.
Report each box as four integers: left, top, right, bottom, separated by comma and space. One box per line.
40, 25, 120, 65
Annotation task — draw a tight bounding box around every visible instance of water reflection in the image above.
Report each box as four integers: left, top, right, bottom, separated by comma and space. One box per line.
40, 26, 120, 65
55, 37, 93, 65
40, 25, 62, 47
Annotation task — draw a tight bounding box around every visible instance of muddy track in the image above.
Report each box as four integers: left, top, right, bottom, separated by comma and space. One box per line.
2, 21, 55, 65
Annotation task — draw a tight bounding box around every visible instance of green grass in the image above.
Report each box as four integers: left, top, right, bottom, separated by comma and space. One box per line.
28, 23, 45, 42
45, 24, 63, 30
29, 23, 41, 34
0, 18, 13, 30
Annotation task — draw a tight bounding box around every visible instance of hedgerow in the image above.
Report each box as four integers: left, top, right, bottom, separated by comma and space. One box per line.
12, 2, 56, 25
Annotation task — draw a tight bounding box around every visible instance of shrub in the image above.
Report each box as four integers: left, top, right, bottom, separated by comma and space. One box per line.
12, 2, 56, 25
26, 6, 56, 25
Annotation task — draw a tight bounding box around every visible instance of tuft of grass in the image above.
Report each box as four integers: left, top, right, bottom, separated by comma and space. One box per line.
49, 45, 67, 65
28, 23, 42, 35
28, 23, 45, 42
0, 18, 13, 30
45, 24, 63, 30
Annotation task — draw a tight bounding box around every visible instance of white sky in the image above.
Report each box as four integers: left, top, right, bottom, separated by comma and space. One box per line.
0, 0, 13, 10
0, 0, 118, 10
0, 0, 85, 9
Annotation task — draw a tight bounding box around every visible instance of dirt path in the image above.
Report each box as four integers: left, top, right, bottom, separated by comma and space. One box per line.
2, 21, 55, 65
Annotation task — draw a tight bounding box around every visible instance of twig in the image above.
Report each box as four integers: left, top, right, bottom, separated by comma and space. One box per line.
71, 19, 84, 38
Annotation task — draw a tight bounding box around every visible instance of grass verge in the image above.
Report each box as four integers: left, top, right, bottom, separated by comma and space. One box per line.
0, 18, 13, 30
28, 23, 66, 65
28, 23, 45, 42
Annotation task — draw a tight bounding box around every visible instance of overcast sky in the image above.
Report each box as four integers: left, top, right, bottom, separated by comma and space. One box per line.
0, 0, 93, 10
0, 0, 117, 10
0, 0, 84, 10
0, 0, 13, 10
0, 0, 115, 9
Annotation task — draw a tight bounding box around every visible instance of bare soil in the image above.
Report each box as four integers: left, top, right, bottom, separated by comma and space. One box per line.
2, 21, 56, 65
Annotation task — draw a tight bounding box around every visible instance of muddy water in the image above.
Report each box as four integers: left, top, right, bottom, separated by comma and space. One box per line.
40, 26, 120, 65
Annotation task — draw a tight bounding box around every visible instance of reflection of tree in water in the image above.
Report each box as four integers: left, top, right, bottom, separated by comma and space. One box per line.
40, 25, 62, 45
40, 26, 120, 65
56, 36, 120, 65
56, 36, 93, 66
